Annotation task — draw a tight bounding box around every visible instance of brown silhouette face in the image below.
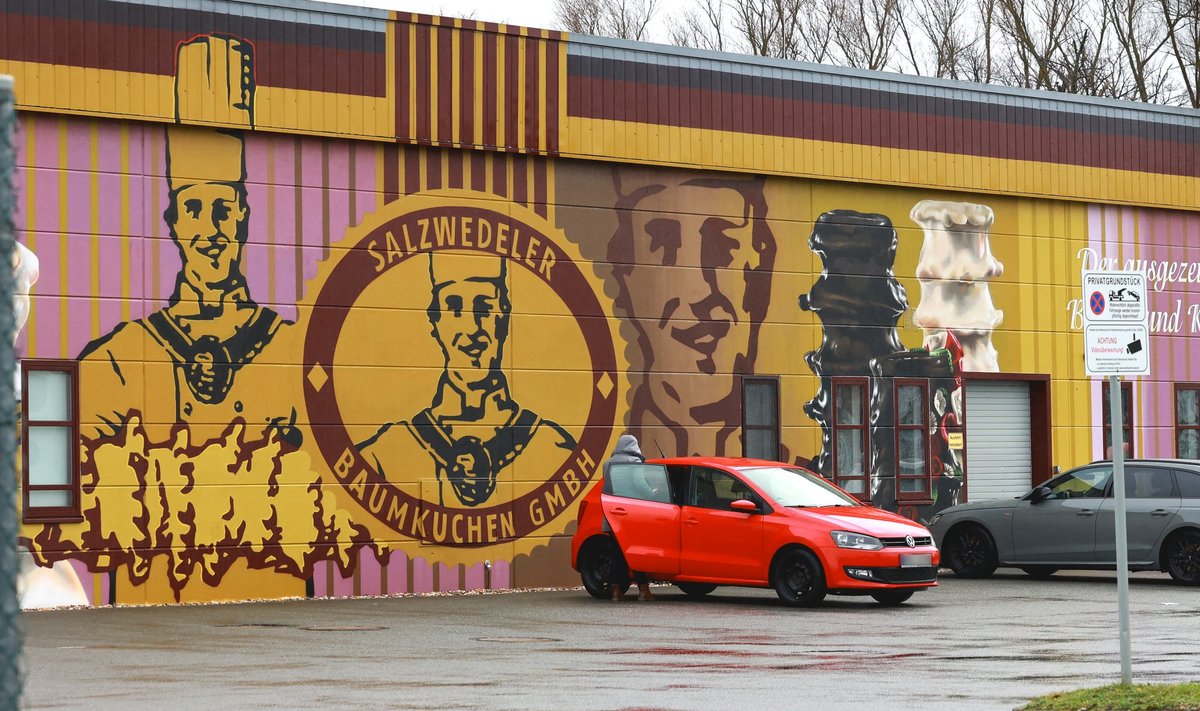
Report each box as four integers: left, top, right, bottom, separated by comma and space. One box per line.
621, 179, 760, 379
170, 182, 247, 289
431, 278, 506, 388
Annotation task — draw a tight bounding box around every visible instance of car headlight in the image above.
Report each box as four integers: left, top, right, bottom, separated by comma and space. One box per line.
926, 514, 942, 527
830, 530, 883, 550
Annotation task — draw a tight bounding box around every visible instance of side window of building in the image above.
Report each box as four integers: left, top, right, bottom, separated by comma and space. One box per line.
742, 376, 779, 460
1176, 386, 1199, 459
22, 360, 81, 522
896, 379, 931, 501
832, 378, 869, 497
604, 463, 673, 504
1102, 381, 1134, 457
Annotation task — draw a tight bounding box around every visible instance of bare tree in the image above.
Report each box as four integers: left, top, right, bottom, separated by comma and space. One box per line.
1160, 0, 1200, 105
897, 0, 983, 77
670, 0, 728, 51
830, 0, 904, 69
554, 0, 660, 40
1105, 0, 1174, 101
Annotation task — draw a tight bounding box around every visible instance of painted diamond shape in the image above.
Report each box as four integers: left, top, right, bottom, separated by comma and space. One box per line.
595, 372, 613, 399
307, 363, 329, 392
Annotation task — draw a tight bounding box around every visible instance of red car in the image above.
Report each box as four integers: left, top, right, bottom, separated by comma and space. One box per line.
571, 457, 940, 606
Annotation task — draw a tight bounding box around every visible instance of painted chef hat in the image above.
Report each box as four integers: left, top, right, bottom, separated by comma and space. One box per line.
166, 35, 254, 192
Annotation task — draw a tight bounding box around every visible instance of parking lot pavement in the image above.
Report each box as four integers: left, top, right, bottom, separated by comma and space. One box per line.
21, 569, 1200, 711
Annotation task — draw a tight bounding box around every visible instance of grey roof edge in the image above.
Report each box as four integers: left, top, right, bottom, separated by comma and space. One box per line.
178, 0, 390, 21
570, 33, 1200, 124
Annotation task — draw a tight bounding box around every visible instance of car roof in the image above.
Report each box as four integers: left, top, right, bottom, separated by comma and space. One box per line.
645, 456, 802, 469
1088, 458, 1200, 466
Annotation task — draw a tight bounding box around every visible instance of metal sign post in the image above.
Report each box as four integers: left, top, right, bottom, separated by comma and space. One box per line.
1082, 269, 1148, 686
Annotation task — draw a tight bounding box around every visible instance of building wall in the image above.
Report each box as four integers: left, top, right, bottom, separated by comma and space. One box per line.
5, 1, 1200, 606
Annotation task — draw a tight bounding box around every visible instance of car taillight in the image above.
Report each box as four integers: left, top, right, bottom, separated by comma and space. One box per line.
577, 499, 589, 523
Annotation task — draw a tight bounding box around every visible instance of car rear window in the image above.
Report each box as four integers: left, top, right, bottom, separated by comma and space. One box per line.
604, 463, 673, 504
1176, 469, 1200, 499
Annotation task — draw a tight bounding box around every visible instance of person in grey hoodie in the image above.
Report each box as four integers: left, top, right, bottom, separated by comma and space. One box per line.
602, 434, 657, 601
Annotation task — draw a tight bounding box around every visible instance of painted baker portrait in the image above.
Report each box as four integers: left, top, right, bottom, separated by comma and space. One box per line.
356, 252, 577, 507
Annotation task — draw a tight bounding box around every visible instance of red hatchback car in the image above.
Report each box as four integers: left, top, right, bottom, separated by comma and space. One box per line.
571, 457, 940, 606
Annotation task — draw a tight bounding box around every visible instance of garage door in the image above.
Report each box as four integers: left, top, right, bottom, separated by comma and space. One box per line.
965, 380, 1032, 501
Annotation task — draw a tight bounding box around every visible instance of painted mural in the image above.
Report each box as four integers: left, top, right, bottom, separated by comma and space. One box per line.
7, 12, 1198, 607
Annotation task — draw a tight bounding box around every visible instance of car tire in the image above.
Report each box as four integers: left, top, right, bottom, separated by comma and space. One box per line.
579, 537, 625, 600
772, 548, 827, 607
676, 583, 718, 598
870, 590, 914, 606
1164, 529, 1200, 585
944, 524, 998, 579
1019, 566, 1058, 579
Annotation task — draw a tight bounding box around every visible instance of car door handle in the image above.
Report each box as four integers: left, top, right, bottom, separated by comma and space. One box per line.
1076, 510, 1095, 516
1150, 509, 1171, 517
611, 507, 627, 516
685, 518, 700, 526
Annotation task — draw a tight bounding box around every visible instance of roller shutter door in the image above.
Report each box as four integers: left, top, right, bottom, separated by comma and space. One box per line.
965, 381, 1033, 501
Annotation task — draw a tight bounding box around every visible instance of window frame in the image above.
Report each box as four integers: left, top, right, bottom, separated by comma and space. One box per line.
894, 378, 932, 503
1102, 380, 1135, 458
741, 375, 780, 461
1174, 384, 1200, 459
831, 376, 870, 499
21, 359, 82, 523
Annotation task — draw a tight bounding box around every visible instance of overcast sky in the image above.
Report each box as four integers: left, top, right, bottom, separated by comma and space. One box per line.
317, 0, 687, 41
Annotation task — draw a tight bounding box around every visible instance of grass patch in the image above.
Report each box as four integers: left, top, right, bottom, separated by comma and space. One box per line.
1021, 683, 1200, 710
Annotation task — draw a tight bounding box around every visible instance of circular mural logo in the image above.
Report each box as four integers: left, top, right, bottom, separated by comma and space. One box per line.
301, 191, 620, 549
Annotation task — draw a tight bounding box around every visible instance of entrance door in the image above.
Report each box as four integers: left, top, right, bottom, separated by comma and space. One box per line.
600, 462, 680, 575
1010, 465, 1112, 563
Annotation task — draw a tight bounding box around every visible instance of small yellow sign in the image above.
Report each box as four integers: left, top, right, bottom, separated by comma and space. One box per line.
948, 432, 964, 449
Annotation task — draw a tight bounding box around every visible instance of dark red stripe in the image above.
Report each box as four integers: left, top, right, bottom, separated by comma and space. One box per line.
525, 38, 540, 151
568, 75, 1200, 177
396, 24, 410, 143
504, 34, 520, 149
492, 154, 507, 198
0, 13, 388, 96
437, 25, 453, 144
384, 144, 400, 203
470, 151, 486, 191
511, 154, 527, 206
414, 23, 432, 143
460, 24, 475, 145
447, 149, 464, 188
545, 39, 559, 153
426, 147, 443, 189
404, 146, 420, 194
533, 157, 547, 217
483, 31, 498, 148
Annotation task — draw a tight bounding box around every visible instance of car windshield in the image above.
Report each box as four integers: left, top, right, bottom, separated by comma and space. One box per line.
737, 466, 861, 508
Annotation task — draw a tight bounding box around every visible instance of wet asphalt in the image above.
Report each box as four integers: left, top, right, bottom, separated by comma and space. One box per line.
20, 569, 1200, 710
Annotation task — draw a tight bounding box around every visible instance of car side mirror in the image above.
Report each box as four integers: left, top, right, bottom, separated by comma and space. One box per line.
730, 499, 758, 514
1030, 486, 1052, 503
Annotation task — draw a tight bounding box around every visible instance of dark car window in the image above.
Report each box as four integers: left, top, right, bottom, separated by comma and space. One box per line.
687, 467, 754, 510
1116, 466, 1178, 499
1042, 466, 1111, 499
1175, 469, 1200, 499
605, 463, 673, 504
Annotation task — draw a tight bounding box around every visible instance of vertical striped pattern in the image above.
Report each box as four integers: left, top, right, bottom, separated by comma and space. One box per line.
393, 14, 565, 154
384, 144, 550, 218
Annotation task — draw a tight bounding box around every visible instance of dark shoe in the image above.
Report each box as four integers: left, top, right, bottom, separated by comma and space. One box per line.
611, 585, 624, 601
637, 583, 656, 601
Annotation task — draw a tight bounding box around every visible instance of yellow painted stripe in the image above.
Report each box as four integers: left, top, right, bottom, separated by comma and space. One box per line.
24, 117, 36, 358
89, 122, 100, 341
451, 25, 461, 145
119, 124, 130, 323
537, 39, 547, 152
407, 24, 418, 144
384, 20, 397, 138
496, 36, 506, 149
516, 37, 527, 151
473, 32, 484, 147
57, 118, 69, 358
429, 25, 439, 145
563, 116, 1200, 211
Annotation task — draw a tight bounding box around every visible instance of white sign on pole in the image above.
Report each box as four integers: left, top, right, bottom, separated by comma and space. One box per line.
1082, 270, 1151, 377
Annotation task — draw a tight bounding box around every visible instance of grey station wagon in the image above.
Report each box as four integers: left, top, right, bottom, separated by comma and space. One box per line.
928, 459, 1200, 585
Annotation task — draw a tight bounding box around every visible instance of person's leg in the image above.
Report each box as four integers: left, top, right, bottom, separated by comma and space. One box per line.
633, 572, 656, 601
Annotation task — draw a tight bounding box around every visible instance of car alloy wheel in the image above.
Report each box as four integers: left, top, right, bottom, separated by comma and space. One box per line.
773, 549, 827, 607
946, 525, 998, 578
1165, 530, 1200, 585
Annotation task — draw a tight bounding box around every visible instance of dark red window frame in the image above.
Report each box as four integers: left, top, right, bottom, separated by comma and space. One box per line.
831, 376, 869, 499
1175, 384, 1200, 459
1102, 380, 1134, 459
894, 378, 932, 503
741, 375, 781, 461
21, 359, 82, 523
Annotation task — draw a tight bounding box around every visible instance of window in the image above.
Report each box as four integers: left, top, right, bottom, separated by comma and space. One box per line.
603, 463, 672, 504
687, 467, 756, 510
742, 377, 779, 460
1040, 465, 1111, 499
1176, 385, 1200, 459
832, 378, 869, 497
1118, 466, 1176, 499
22, 360, 81, 522
1102, 381, 1134, 458
1175, 469, 1200, 499
895, 379, 931, 502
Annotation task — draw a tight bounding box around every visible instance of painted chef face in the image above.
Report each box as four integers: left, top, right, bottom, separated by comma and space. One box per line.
168, 182, 248, 290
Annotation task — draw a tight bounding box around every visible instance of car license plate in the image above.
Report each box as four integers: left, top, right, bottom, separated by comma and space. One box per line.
900, 554, 932, 567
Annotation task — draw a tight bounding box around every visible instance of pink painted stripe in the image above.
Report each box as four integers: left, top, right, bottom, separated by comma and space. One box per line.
331, 560, 356, 598
67, 559, 103, 607
490, 560, 511, 589
464, 562, 486, 590
411, 556, 434, 593
386, 549, 409, 594
358, 547, 383, 596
